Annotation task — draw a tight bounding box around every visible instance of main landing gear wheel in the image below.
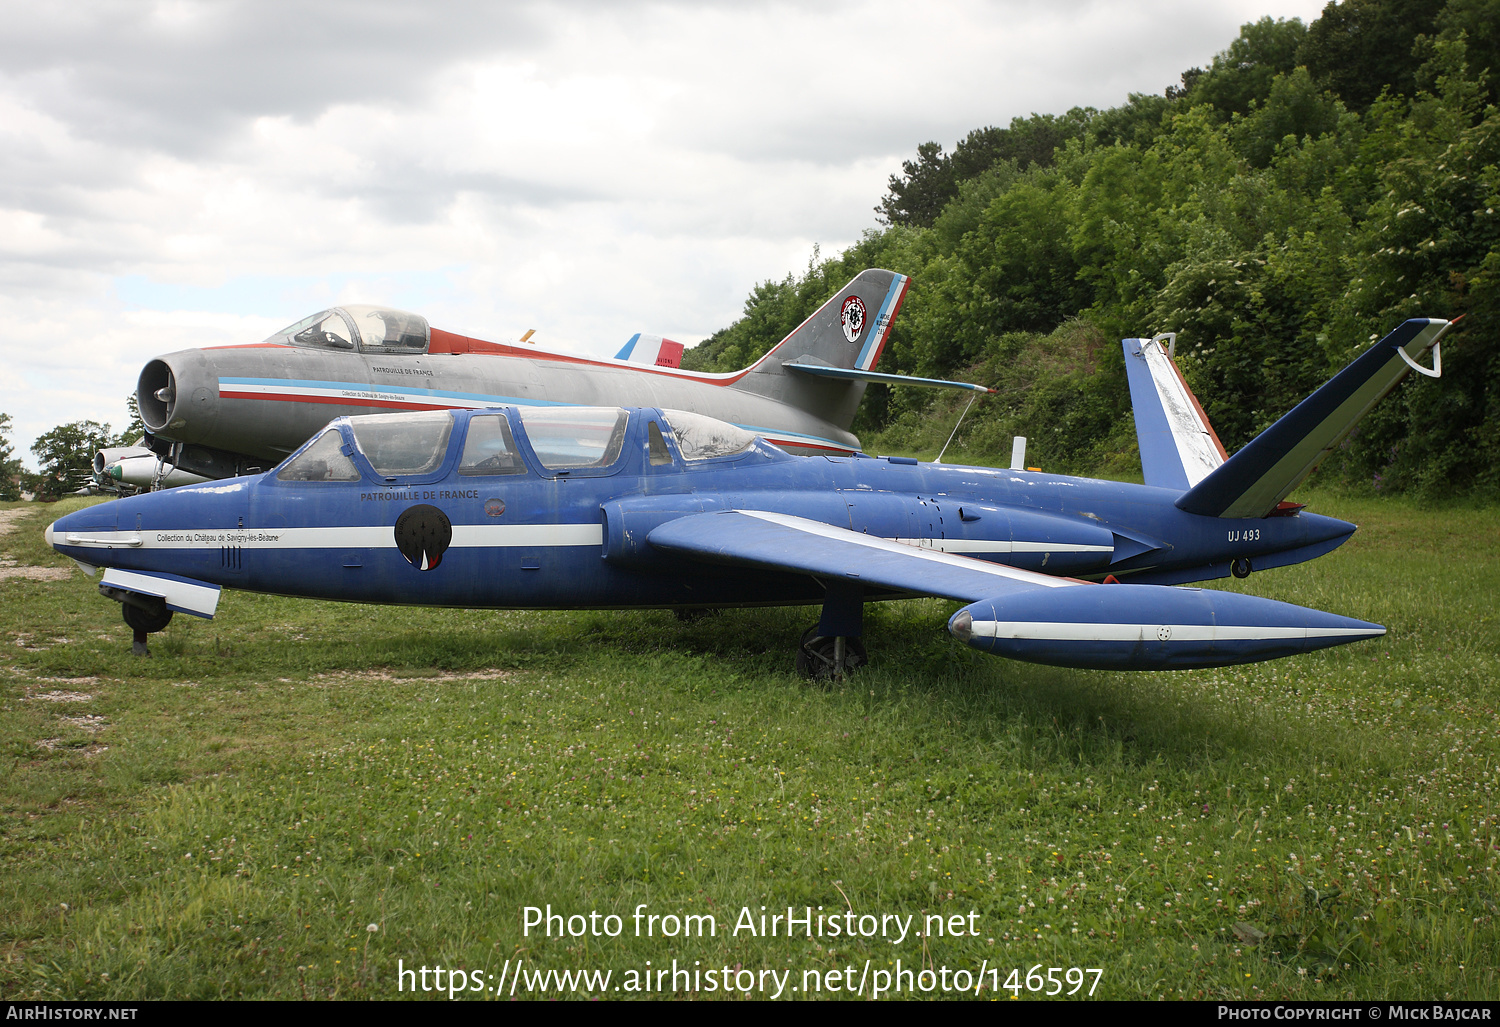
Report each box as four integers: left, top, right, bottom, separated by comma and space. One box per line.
795, 625, 867, 681
122, 602, 173, 657
1231, 557, 1253, 579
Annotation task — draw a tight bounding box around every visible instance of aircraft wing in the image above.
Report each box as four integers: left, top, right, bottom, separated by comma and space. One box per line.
647, 509, 1383, 670
647, 510, 1078, 602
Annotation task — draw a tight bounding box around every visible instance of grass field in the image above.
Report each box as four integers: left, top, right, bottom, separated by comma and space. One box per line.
1, 490, 1497, 1000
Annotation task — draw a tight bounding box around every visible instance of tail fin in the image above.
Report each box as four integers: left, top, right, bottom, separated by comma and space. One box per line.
1177, 318, 1451, 518
731, 269, 910, 430
615, 334, 685, 369
1123, 334, 1227, 490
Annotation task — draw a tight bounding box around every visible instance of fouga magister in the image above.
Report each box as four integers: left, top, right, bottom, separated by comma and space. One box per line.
47, 319, 1450, 676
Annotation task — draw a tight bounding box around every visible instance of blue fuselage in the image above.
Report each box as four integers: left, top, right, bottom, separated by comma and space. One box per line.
48, 406, 1355, 614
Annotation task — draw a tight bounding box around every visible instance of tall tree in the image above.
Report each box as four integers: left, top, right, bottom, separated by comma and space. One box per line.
1185, 16, 1310, 117
29, 420, 114, 502
1436, 0, 1500, 104
877, 113, 1094, 228
875, 142, 956, 228
0, 414, 22, 502
1298, 0, 1447, 109
119, 392, 145, 445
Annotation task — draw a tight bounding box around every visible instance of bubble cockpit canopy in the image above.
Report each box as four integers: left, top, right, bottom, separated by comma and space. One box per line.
267, 305, 429, 354
273, 403, 778, 486
658, 408, 757, 461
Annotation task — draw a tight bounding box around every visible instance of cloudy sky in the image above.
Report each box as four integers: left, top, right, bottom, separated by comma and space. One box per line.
1, 0, 1328, 467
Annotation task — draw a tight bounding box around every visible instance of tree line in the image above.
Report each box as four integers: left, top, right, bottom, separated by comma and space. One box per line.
0, 399, 143, 503
683, 0, 1500, 498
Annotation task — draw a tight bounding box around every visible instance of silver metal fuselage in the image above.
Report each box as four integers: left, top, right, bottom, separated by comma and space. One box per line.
141, 343, 865, 465
135, 270, 914, 478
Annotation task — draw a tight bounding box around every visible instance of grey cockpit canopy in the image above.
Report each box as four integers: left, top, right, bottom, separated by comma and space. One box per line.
265, 305, 429, 354
273, 405, 774, 485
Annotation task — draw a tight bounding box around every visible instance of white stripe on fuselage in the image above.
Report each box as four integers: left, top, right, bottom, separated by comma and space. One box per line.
69, 520, 1100, 563
62, 524, 604, 550
968, 620, 1386, 642
222, 381, 498, 409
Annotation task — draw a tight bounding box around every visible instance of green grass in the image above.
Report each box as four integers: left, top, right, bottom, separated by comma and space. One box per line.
1, 493, 1497, 1000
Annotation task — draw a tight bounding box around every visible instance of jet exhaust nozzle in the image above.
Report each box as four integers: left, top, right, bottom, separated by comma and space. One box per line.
948, 584, 1384, 670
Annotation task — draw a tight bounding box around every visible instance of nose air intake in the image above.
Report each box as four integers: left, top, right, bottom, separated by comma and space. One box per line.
138, 359, 176, 432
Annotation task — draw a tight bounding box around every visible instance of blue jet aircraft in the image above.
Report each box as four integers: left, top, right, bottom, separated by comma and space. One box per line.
45, 318, 1449, 677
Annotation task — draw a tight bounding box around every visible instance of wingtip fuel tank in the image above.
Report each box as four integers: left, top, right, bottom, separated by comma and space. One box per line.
949, 585, 1384, 670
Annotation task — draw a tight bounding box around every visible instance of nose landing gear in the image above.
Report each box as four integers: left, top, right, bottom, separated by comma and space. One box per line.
101, 585, 173, 656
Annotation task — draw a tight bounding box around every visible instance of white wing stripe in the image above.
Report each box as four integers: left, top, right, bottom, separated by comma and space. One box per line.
890, 538, 1112, 555
736, 511, 1079, 589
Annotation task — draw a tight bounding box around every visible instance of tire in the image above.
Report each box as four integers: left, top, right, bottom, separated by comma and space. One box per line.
122, 600, 173, 634
796, 627, 868, 680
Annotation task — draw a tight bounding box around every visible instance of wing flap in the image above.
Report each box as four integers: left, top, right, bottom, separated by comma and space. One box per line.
647, 510, 1079, 603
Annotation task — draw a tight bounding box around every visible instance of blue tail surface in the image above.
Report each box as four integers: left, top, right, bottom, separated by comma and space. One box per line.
1176, 319, 1449, 518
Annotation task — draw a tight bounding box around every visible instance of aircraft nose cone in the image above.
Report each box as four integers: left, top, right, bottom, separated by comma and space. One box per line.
1322, 516, 1357, 542
46, 503, 118, 553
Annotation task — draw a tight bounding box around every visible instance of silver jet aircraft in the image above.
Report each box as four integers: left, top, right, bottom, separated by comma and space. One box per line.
133, 269, 983, 480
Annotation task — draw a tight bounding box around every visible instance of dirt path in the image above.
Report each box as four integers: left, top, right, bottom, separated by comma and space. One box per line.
0, 507, 71, 582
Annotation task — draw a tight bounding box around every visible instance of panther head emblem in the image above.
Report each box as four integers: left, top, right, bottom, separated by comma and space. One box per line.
840, 295, 866, 344
394, 504, 453, 571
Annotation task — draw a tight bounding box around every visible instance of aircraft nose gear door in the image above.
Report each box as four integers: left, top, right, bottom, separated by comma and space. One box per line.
96, 585, 174, 657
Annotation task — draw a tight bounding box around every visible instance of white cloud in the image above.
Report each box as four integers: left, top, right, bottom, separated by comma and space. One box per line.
0, 0, 1327, 468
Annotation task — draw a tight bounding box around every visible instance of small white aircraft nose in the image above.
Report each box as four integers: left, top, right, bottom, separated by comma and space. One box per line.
44, 520, 56, 549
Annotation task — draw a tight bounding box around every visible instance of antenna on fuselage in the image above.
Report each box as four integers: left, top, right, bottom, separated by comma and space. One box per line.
935, 393, 979, 464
